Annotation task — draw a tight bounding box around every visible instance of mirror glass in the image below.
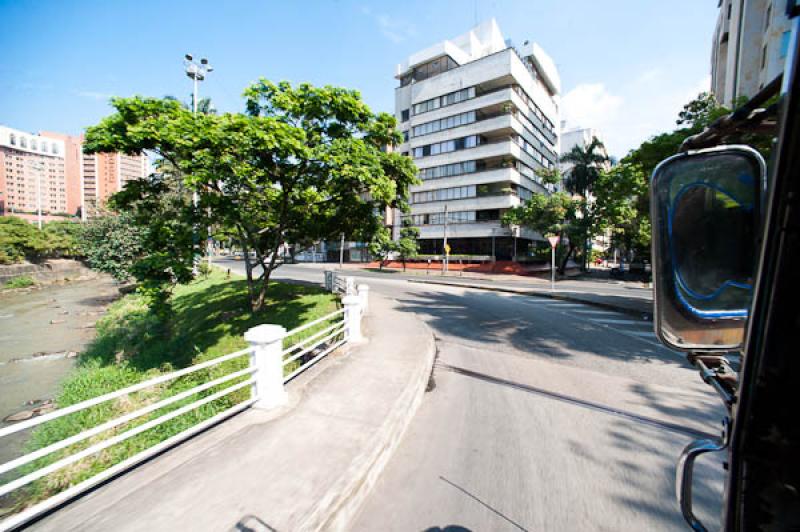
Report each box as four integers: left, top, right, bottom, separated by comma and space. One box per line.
651, 146, 765, 351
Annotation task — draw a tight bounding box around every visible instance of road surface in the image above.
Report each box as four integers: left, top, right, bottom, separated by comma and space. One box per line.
218, 260, 726, 531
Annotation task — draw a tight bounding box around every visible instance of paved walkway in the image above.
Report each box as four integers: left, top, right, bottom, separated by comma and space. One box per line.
27, 293, 435, 532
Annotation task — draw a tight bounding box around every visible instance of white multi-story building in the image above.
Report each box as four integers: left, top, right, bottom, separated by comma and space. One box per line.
712, 0, 792, 107
559, 126, 609, 179
394, 19, 560, 260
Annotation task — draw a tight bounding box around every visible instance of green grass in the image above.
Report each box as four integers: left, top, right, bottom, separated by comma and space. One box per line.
9, 270, 340, 509
2, 276, 36, 290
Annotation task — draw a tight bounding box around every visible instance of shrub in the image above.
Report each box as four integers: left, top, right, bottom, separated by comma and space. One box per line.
0, 217, 81, 264
3, 275, 36, 289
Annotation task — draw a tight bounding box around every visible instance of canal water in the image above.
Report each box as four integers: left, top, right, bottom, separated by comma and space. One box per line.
0, 277, 120, 470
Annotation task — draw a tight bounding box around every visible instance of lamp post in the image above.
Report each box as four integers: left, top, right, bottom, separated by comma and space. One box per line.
184, 54, 214, 274
33, 160, 45, 229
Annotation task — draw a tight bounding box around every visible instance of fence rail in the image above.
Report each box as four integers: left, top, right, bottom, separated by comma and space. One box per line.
0, 283, 369, 532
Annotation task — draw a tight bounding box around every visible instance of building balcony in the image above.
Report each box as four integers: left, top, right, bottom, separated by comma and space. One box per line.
408, 87, 515, 127
410, 193, 521, 215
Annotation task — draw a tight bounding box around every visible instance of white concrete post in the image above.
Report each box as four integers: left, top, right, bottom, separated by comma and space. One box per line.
324, 271, 333, 292
357, 284, 370, 315
342, 295, 363, 342
245, 324, 288, 409
345, 276, 355, 295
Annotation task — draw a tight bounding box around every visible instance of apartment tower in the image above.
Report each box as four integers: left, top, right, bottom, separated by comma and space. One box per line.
0, 126, 69, 220
712, 0, 792, 107
0, 125, 149, 221
394, 19, 560, 260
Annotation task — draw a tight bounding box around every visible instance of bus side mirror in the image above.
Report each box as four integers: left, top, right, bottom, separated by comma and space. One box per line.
650, 146, 765, 352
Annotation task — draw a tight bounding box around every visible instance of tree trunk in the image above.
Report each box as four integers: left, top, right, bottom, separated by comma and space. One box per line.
558, 243, 576, 275
402, 257, 406, 272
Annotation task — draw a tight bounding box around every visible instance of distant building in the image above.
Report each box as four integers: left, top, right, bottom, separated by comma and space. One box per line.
394, 19, 560, 261
711, 0, 791, 107
0, 126, 69, 219
81, 152, 150, 217
0, 124, 149, 221
559, 126, 610, 181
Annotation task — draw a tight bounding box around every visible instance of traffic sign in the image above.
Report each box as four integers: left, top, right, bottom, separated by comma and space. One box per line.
547, 236, 560, 248
444, 244, 451, 255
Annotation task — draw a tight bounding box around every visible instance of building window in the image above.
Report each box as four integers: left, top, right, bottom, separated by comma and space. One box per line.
20, 137, 27, 149
401, 109, 410, 122
762, 44, 768, 69
412, 185, 476, 204
52, 144, 59, 155
765, 4, 772, 31
41, 142, 48, 153
411, 110, 477, 138
727, 3, 732, 20
413, 87, 476, 115
419, 160, 478, 180
9, 134, 16, 146
31, 139, 37, 150
780, 31, 791, 59
413, 135, 481, 158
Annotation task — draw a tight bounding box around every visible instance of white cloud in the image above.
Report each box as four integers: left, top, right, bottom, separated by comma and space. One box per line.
76, 90, 114, 101
360, 7, 415, 44
561, 83, 623, 133
560, 71, 714, 158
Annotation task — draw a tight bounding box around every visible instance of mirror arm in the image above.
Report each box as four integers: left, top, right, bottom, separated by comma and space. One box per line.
676, 418, 731, 532
688, 353, 737, 410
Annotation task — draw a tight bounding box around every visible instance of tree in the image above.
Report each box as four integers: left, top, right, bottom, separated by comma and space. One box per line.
84, 80, 418, 311
561, 137, 608, 198
592, 163, 650, 262
396, 220, 419, 272
676, 91, 727, 128
80, 212, 147, 282
502, 192, 584, 274
0, 217, 80, 264
560, 137, 609, 270
368, 225, 394, 270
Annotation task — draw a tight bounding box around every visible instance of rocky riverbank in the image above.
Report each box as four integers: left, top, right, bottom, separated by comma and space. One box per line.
0, 276, 121, 468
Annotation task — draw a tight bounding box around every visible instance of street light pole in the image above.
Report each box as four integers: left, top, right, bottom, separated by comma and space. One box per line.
184, 54, 213, 274
33, 161, 45, 230
339, 233, 345, 270
442, 204, 449, 274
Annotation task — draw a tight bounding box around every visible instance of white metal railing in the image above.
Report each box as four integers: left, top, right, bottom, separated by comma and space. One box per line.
0, 283, 369, 531
325, 270, 356, 296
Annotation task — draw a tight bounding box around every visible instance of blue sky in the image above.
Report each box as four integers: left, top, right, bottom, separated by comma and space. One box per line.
0, 0, 719, 158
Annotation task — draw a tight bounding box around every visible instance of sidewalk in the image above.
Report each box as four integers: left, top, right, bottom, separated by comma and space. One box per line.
27, 293, 436, 532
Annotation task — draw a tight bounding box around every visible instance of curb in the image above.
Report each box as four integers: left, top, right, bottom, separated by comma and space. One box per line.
408, 278, 653, 319
300, 302, 438, 532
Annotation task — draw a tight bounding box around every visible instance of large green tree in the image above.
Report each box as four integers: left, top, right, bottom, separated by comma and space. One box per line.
396, 220, 420, 272
502, 191, 585, 274
368, 225, 394, 270
592, 163, 650, 261
560, 137, 609, 269
85, 81, 417, 310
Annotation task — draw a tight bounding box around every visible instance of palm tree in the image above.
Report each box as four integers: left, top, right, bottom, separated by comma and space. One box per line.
561, 137, 608, 197
560, 137, 609, 270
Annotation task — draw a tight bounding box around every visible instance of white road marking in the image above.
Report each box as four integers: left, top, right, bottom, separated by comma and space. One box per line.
588, 318, 646, 326
570, 309, 620, 316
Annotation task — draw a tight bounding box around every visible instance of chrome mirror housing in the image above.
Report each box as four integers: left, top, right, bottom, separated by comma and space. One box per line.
650, 146, 765, 352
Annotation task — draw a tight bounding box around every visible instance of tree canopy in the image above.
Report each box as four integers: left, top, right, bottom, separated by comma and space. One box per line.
84, 80, 418, 310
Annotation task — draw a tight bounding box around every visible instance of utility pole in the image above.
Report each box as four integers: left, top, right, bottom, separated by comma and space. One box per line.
442, 204, 449, 274
33, 161, 45, 230
184, 54, 213, 274
339, 233, 345, 269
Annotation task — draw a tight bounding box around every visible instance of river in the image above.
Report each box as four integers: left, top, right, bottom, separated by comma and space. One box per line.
0, 278, 120, 470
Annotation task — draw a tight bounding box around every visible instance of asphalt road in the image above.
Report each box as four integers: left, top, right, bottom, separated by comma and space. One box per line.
218, 260, 727, 532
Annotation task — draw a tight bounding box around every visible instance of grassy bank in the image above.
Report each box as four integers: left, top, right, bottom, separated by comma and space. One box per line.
9, 270, 339, 511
